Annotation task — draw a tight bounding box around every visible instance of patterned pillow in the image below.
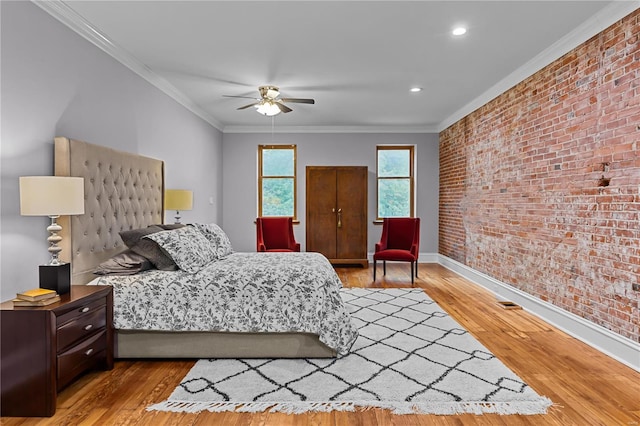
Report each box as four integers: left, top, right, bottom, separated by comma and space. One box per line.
144, 226, 218, 273
192, 223, 234, 259
119, 225, 178, 271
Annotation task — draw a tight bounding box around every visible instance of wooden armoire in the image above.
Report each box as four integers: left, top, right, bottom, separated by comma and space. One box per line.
306, 166, 368, 267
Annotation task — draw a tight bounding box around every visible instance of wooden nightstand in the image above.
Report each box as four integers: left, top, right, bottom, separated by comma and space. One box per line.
0, 285, 114, 417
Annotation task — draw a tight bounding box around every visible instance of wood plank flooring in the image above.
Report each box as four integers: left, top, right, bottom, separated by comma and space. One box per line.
3, 263, 639, 425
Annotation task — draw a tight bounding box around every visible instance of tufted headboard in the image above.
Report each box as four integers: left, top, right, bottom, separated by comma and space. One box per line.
54, 137, 165, 284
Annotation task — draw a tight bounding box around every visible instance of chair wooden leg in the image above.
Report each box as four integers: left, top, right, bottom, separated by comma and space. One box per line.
373, 259, 377, 281
411, 262, 414, 286
416, 262, 418, 278
383, 261, 386, 276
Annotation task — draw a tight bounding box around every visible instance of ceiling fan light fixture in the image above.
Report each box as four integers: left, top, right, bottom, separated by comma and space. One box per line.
256, 100, 281, 116
452, 26, 467, 36
228, 85, 314, 116
266, 88, 280, 99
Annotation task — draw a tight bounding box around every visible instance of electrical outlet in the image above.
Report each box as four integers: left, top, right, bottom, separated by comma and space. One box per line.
632, 283, 640, 292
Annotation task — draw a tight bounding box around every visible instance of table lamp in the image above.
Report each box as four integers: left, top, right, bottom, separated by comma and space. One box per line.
19, 176, 85, 294
165, 189, 193, 224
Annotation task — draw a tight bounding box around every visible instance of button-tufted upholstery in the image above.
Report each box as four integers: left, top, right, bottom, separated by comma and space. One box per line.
54, 137, 164, 284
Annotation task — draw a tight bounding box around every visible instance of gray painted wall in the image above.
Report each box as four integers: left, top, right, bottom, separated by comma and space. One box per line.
0, 2, 439, 302
0, 2, 223, 301
222, 132, 439, 254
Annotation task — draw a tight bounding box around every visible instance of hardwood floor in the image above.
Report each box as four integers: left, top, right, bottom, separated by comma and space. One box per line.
3, 263, 639, 425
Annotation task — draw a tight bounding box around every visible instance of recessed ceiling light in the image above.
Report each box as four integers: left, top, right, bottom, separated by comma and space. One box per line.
452, 27, 467, 36
410, 87, 422, 93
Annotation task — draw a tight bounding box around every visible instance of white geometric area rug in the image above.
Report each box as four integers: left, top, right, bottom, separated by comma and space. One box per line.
148, 288, 552, 415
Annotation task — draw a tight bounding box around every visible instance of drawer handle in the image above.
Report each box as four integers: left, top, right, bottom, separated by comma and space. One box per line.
80, 307, 90, 313
84, 348, 94, 356
84, 324, 93, 331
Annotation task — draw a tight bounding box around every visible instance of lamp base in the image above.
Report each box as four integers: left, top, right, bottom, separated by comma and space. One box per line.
39, 263, 71, 295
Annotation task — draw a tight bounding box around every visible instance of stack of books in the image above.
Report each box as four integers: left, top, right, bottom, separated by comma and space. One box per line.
12, 288, 61, 307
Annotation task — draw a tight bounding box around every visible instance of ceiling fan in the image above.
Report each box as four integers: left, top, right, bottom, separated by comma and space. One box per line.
224, 86, 315, 116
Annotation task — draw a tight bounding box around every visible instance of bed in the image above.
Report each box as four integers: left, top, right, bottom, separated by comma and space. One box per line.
54, 137, 357, 358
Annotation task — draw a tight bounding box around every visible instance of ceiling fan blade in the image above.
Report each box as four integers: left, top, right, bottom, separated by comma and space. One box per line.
280, 98, 315, 104
237, 102, 259, 110
223, 95, 258, 100
276, 102, 293, 113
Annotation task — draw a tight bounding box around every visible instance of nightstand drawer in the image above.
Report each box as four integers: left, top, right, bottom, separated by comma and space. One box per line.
57, 330, 106, 390
1, 285, 113, 417
56, 297, 105, 327
57, 306, 106, 352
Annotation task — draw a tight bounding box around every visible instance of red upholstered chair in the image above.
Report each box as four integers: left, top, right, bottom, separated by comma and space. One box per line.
373, 218, 420, 284
256, 217, 301, 252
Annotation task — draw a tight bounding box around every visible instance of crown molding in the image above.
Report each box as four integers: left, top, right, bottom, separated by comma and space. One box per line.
222, 125, 438, 134
32, 0, 224, 132
33, 0, 432, 135
34, 0, 637, 136
437, 1, 640, 132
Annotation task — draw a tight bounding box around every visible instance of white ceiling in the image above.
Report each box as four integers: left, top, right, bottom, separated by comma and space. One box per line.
37, 1, 637, 133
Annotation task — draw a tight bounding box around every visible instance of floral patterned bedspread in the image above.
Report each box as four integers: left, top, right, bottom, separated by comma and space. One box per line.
93, 252, 358, 355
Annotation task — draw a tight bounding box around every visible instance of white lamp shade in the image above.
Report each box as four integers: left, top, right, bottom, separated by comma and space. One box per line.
165, 189, 193, 211
19, 176, 85, 216
256, 101, 281, 116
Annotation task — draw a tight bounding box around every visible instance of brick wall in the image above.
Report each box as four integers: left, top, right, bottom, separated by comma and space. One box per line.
439, 9, 639, 342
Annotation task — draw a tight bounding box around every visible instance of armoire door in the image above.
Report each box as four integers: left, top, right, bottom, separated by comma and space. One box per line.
306, 167, 338, 258
306, 166, 368, 266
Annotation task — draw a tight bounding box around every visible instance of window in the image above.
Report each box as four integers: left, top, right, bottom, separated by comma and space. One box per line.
376, 145, 415, 219
258, 145, 297, 219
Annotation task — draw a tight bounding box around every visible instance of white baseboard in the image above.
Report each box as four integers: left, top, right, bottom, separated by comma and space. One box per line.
436, 254, 640, 373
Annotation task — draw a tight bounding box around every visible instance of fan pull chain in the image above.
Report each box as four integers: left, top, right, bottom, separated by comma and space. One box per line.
271, 115, 275, 144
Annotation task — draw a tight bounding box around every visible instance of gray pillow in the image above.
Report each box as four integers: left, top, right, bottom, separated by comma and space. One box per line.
119, 225, 178, 271
94, 250, 153, 276
157, 223, 185, 230
144, 226, 218, 273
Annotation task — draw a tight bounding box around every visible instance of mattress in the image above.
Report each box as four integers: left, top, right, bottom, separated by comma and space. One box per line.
91, 252, 358, 355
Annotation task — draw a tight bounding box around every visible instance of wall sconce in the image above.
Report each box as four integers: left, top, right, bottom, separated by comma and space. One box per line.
19, 176, 85, 294
165, 189, 193, 224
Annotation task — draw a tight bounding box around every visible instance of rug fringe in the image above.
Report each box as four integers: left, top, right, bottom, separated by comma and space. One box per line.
147, 397, 554, 415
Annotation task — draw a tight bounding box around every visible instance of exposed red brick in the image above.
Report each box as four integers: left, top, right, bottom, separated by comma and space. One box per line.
439, 9, 640, 342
